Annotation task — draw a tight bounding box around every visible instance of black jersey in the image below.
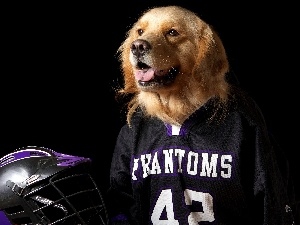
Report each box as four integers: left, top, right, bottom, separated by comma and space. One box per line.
108, 90, 295, 225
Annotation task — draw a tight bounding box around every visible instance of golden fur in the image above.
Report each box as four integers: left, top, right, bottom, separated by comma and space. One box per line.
117, 6, 230, 126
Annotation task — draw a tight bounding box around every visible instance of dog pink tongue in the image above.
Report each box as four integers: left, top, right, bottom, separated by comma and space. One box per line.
134, 68, 155, 81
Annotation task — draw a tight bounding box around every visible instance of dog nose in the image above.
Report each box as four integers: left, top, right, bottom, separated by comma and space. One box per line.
131, 39, 151, 57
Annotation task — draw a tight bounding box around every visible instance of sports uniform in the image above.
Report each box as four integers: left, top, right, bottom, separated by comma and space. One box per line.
108, 89, 295, 225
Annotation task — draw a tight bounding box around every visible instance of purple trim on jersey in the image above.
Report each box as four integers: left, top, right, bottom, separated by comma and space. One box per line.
179, 126, 188, 136
165, 123, 188, 136
164, 113, 200, 137
0, 211, 12, 225
165, 123, 172, 136
164, 103, 208, 136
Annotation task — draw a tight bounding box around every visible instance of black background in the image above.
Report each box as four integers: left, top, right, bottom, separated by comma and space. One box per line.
2, 0, 299, 214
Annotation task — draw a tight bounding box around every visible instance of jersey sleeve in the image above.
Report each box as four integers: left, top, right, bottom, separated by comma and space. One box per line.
247, 100, 296, 224
107, 124, 136, 225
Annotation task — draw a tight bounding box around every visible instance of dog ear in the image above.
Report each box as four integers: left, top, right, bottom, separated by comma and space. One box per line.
194, 21, 230, 100
116, 31, 139, 95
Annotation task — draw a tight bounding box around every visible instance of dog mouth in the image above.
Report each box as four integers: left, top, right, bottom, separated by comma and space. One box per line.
134, 61, 179, 88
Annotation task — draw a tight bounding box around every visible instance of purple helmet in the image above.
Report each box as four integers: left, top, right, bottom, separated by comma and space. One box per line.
0, 146, 108, 225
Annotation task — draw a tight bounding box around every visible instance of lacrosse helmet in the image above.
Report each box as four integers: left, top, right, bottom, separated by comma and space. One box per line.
0, 146, 108, 225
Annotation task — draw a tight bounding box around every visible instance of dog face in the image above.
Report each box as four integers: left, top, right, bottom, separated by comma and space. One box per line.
118, 6, 230, 125
126, 7, 201, 92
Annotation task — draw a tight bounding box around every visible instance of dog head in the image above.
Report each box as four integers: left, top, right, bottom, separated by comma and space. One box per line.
117, 6, 230, 125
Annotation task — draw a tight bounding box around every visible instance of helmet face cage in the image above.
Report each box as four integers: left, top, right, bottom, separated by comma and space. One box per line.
0, 146, 109, 225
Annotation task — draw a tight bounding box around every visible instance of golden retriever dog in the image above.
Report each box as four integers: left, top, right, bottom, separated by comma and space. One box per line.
117, 5, 229, 126
108, 5, 296, 225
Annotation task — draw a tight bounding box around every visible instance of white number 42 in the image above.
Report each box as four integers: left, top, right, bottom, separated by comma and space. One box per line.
151, 189, 215, 225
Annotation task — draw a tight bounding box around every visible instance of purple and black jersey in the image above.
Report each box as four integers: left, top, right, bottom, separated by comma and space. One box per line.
108, 90, 295, 225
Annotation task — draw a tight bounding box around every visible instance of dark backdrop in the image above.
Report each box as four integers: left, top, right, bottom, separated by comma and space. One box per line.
2, 0, 299, 213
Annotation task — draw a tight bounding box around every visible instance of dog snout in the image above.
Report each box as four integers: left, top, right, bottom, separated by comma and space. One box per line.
131, 39, 151, 57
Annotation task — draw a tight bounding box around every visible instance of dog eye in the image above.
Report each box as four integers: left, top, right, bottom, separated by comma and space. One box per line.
167, 29, 179, 36
137, 29, 144, 36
